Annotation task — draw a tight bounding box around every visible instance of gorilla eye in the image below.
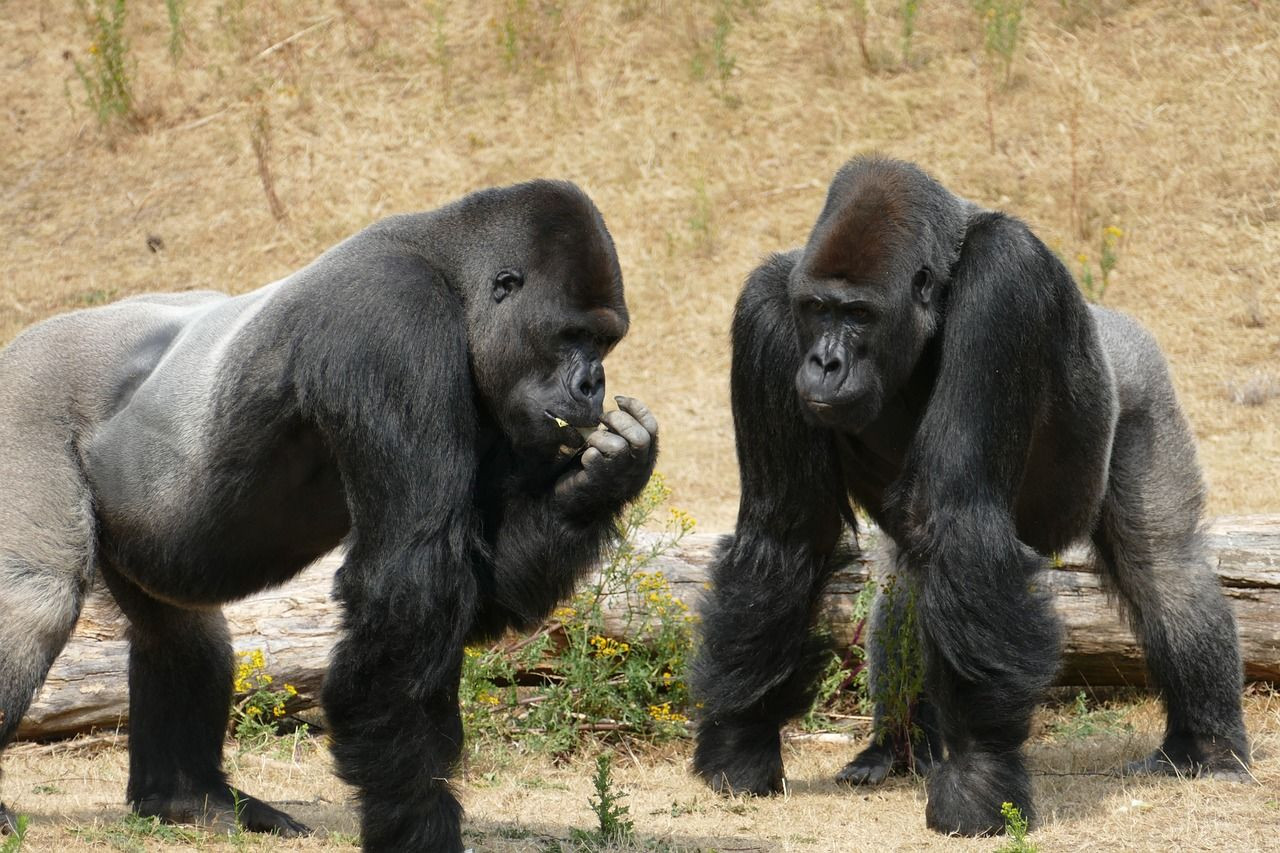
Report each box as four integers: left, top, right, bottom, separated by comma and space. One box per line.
847, 306, 874, 324
492, 269, 524, 304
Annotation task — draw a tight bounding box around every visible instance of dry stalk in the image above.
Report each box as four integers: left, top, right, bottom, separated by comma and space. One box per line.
250, 107, 287, 222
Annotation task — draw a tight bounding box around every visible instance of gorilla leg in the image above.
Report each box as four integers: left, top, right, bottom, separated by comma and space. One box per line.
837, 571, 942, 786
907, 516, 1061, 835
0, 559, 86, 833
1093, 409, 1248, 778
0, 410, 94, 833
691, 533, 842, 796
98, 563, 307, 836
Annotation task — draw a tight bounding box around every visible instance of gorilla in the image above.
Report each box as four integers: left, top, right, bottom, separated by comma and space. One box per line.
690, 156, 1248, 835
0, 180, 657, 851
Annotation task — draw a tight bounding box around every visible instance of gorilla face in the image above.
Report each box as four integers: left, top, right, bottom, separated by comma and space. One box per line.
789, 173, 938, 434
466, 182, 629, 453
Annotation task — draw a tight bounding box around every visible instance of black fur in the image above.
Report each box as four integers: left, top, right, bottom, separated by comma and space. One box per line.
0, 180, 657, 851
690, 157, 1248, 835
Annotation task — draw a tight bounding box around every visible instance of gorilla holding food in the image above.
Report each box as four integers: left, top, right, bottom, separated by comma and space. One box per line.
0, 180, 657, 851
690, 156, 1248, 835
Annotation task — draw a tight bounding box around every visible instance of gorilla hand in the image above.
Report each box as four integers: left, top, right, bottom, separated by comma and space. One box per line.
555, 395, 657, 511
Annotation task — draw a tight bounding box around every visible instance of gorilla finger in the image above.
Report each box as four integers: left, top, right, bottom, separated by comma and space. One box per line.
615, 396, 659, 436
586, 430, 629, 457
580, 447, 604, 468
602, 410, 651, 451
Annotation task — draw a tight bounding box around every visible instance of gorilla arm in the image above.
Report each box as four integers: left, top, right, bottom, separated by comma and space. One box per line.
471, 396, 659, 639
885, 212, 1075, 835
690, 253, 853, 795
291, 257, 484, 853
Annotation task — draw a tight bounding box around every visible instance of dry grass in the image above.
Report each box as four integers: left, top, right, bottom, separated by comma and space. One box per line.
3, 690, 1278, 851
1, 0, 1277, 528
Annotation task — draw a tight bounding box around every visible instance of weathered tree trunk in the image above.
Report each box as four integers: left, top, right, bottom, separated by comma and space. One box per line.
17, 516, 1280, 740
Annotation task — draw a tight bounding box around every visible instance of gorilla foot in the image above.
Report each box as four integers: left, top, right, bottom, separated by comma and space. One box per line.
693, 720, 785, 797
1123, 740, 1251, 782
836, 741, 894, 786
925, 751, 1032, 837
135, 787, 310, 837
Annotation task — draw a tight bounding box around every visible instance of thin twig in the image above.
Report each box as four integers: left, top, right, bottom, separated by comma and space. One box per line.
254, 16, 336, 61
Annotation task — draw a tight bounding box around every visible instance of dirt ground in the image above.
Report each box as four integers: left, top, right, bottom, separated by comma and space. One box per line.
2, 1, 1279, 851
3, 692, 1278, 852
2, 0, 1277, 529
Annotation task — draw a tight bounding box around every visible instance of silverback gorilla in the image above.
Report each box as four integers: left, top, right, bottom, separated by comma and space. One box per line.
0, 180, 658, 851
690, 157, 1248, 835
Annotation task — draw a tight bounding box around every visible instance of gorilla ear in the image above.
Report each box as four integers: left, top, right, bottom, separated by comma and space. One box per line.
492, 269, 524, 304
912, 267, 934, 305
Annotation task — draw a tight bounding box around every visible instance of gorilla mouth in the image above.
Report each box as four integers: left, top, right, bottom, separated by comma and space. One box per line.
544, 410, 597, 442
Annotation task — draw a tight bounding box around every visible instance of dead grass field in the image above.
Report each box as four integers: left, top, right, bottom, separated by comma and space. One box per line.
3, 692, 1279, 852
3, 0, 1279, 851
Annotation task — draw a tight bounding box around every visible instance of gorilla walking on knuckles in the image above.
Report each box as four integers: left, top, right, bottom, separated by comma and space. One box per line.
690, 156, 1248, 835
0, 180, 658, 851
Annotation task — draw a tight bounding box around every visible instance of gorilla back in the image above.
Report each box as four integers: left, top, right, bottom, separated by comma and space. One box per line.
0, 179, 659, 851
690, 156, 1247, 836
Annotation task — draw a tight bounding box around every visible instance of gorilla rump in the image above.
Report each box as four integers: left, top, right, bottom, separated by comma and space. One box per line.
0, 180, 657, 851
690, 157, 1248, 835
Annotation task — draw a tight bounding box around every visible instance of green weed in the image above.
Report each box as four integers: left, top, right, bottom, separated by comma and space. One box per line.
69, 814, 205, 851
974, 0, 1024, 87
459, 475, 697, 754
899, 0, 921, 67
577, 753, 634, 845
230, 649, 303, 749
1077, 225, 1123, 302
72, 0, 135, 127
0, 814, 29, 853
1049, 691, 1133, 740
996, 801, 1037, 852
164, 0, 186, 62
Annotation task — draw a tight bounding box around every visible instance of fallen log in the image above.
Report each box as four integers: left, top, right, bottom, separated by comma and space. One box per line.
17, 515, 1280, 740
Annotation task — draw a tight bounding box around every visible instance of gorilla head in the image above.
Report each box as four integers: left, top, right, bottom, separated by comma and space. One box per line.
789, 159, 965, 432
457, 181, 629, 453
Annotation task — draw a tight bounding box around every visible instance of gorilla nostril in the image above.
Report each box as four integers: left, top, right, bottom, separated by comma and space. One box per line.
824, 357, 842, 375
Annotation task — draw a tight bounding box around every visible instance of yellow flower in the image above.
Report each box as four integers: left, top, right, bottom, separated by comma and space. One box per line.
1104, 225, 1124, 239
1077, 253, 1088, 264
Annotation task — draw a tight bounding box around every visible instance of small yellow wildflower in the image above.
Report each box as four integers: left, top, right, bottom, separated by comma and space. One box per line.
1104, 225, 1124, 239
284, 684, 298, 697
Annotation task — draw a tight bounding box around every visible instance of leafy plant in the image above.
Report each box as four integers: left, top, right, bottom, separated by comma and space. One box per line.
1077, 225, 1123, 302
974, 0, 1024, 86
576, 753, 635, 845
869, 575, 925, 753
899, 0, 921, 67
72, 0, 135, 127
164, 0, 186, 62
1048, 691, 1133, 740
230, 649, 301, 748
459, 475, 697, 754
996, 801, 1037, 852
0, 814, 29, 853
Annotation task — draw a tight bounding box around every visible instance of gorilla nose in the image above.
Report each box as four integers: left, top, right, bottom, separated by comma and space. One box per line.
569, 362, 606, 415
803, 351, 846, 388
